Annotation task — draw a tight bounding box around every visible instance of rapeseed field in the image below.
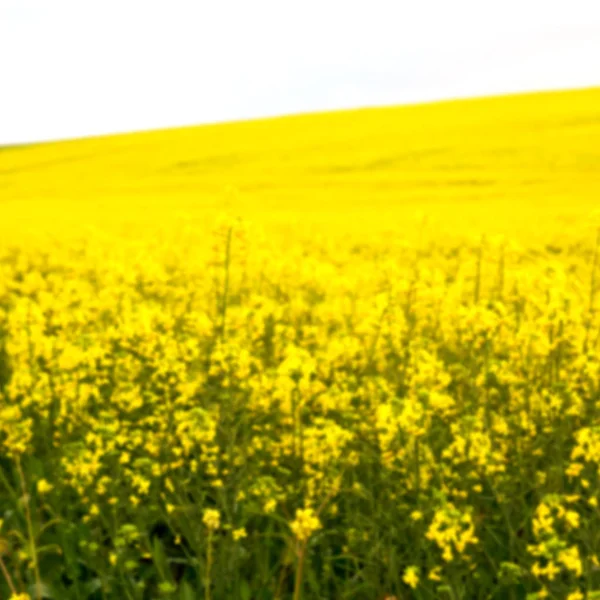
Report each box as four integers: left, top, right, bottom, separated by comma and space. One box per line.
1, 87, 600, 599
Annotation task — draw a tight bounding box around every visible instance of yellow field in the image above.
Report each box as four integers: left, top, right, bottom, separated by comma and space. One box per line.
1, 87, 600, 600
2, 86, 600, 242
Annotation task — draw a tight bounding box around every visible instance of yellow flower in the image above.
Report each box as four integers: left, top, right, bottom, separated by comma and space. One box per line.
558, 545, 582, 577
37, 479, 53, 495
567, 591, 584, 600
290, 508, 321, 542
564, 510, 580, 530
565, 462, 584, 478
403, 565, 419, 589
9, 594, 31, 600
442, 546, 453, 562
410, 510, 423, 522
202, 508, 221, 531
545, 560, 560, 581
233, 527, 247, 541
426, 504, 478, 562
428, 566, 442, 581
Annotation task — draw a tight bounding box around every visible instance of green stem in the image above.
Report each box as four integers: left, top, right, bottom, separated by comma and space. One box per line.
0, 466, 18, 502
293, 544, 306, 600
585, 228, 600, 352
474, 239, 484, 304
0, 554, 18, 597
206, 530, 213, 600
16, 457, 42, 600
220, 226, 233, 340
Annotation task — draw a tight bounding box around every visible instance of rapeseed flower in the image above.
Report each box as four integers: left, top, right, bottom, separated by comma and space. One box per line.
1, 86, 600, 598
403, 565, 419, 589
290, 508, 321, 542
37, 479, 53, 494
202, 509, 221, 531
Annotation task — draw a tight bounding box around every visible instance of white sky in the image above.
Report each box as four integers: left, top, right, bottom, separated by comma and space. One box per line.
1, 0, 600, 145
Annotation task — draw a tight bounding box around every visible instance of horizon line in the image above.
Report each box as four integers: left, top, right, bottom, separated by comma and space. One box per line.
2, 83, 599, 150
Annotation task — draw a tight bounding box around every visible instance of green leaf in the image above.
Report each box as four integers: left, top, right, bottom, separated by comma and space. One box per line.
26, 456, 45, 479
152, 536, 169, 575
27, 581, 55, 599
159, 581, 177, 595
180, 581, 196, 600
437, 585, 454, 598
306, 561, 320, 595
240, 579, 252, 600
83, 577, 103, 595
